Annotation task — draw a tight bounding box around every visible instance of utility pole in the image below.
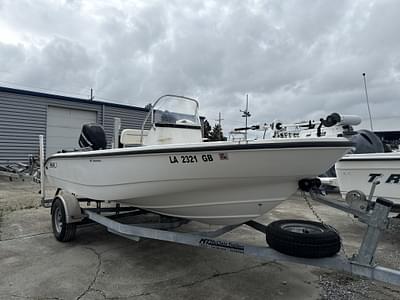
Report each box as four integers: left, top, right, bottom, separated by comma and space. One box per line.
90, 88, 94, 101
362, 73, 374, 131
215, 112, 224, 127
240, 94, 251, 142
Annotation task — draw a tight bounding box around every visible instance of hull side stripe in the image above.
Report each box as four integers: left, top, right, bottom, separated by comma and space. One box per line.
46, 141, 353, 162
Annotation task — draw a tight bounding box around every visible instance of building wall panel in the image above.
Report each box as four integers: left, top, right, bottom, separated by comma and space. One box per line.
102, 106, 149, 147
46, 106, 98, 156
0, 87, 148, 165
0, 91, 47, 165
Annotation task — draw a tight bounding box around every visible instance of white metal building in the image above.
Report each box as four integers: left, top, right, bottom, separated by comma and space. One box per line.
0, 86, 149, 165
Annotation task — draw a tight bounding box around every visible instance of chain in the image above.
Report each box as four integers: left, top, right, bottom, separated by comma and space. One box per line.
302, 191, 324, 224
301, 191, 349, 259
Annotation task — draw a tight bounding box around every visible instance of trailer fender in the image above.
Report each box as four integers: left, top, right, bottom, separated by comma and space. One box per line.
51, 190, 84, 223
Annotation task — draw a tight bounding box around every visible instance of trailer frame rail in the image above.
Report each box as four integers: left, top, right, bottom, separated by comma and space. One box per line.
79, 190, 400, 286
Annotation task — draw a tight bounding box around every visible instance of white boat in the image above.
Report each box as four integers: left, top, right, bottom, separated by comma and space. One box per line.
252, 112, 400, 206
45, 96, 352, 225
335, 152, 400, 204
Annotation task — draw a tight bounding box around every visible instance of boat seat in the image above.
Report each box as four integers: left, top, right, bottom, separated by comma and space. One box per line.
120, 129, 148, 146
79, 123, 107, 150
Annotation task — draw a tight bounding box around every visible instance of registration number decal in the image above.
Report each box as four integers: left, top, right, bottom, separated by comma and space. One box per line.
169, 154, 214, 164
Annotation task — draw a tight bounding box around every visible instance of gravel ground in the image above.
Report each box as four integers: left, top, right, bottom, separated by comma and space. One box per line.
317, 271, 400, 300
1, 176, 400, 299
0, 177, 42, 216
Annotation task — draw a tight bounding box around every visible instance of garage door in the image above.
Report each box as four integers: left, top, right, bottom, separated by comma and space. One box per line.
46, 106, 97, 156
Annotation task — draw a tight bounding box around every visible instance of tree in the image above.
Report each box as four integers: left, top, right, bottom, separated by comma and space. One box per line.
203, 119, 212, 140
208, 124, 226, 141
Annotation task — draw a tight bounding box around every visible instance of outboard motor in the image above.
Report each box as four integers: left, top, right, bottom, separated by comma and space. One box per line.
350, 129, 384, 154
79, 123, 107, 150
319, 114, 383, 153
322, 129, 384, 179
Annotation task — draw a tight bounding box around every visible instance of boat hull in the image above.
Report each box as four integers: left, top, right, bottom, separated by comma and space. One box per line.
336, 152, 400, 204
46, 139, 352, 224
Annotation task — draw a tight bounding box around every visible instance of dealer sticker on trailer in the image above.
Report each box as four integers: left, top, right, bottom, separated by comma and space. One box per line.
199, 238, 244, 254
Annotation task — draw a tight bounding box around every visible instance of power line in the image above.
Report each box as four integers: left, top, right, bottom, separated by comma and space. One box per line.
0, 80, 90, 99
0, 80, 131, 104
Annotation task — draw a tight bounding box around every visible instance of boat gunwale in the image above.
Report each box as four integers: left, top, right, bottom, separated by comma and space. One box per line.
339, 156, 400, 162
46, 140, 353, 163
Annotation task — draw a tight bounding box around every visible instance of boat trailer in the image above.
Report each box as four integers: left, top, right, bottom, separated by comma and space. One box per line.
41, 185, 400, 287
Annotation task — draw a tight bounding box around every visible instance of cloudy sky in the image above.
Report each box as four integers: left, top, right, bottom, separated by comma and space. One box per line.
1, 0, 399, 133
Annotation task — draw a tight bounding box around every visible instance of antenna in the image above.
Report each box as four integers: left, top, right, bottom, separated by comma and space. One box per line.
362, 73, 374, 131
240, 94, 251, 141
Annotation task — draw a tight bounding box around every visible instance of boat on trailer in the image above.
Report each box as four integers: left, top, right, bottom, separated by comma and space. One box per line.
38, 98, 400, 287
45, 95, 352, 225
240, 113, 400, 207
336, 152, 400, 206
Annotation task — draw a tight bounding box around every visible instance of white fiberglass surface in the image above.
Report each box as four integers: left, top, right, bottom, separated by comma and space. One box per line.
47, 137, 350, 158
341, 152, 400, 160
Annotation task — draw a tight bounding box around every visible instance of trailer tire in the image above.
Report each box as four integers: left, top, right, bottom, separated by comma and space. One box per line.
265, 219, 341, 258
51, 198, 76, 242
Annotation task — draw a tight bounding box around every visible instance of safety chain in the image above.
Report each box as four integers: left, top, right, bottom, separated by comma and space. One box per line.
302, 191, 324, 224
301, 191, 349, 259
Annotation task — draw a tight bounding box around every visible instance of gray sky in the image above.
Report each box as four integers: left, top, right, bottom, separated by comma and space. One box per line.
1, 0, 399, 132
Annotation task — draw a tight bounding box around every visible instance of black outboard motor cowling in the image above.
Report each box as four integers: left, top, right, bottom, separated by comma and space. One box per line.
322, 129, 384, 179
350, 129, 384, 154
79, 123, 107, 150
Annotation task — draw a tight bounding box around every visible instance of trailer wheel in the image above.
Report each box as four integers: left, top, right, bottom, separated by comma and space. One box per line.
51, 198, 76, 242
265, 219, 341, 258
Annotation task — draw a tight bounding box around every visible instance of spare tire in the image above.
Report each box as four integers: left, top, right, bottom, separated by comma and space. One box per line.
265, 219, 341, 258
